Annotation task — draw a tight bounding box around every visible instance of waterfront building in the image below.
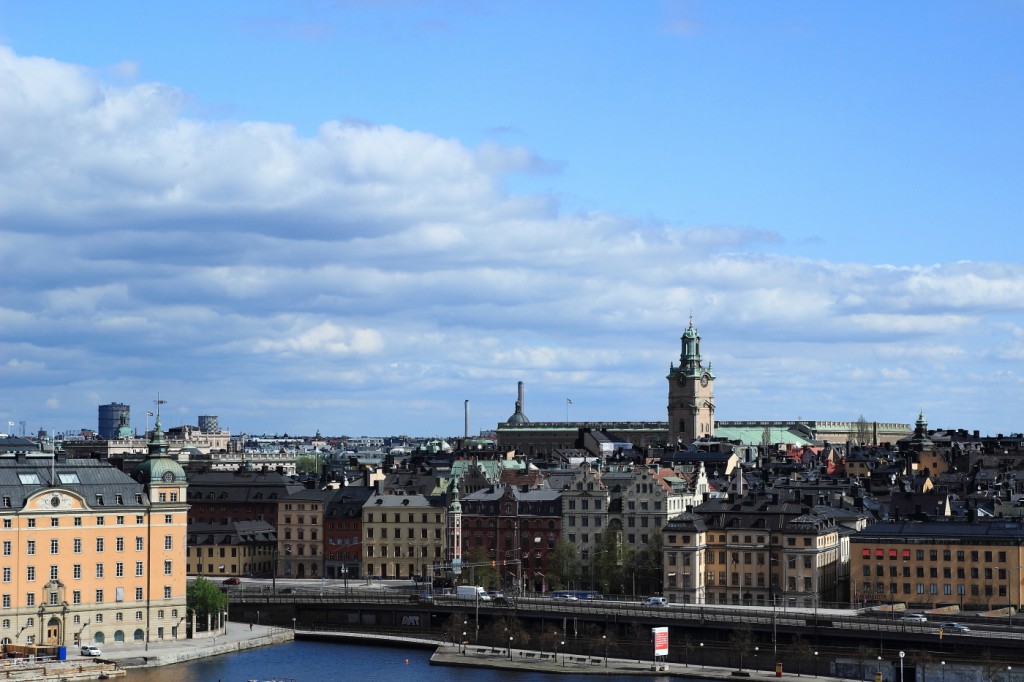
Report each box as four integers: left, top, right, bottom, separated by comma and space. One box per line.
186, 520, 277, 578
460, 483, 561, 593
277, 488, 333, 579
663, 491, 845, 607
850, 520, 1024, 611
361, 490, 446, 580
324, 486, 373, 580
0, 416, 189, 649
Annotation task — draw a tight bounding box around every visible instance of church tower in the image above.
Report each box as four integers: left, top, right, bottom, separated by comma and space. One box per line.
667, 318, 716, 446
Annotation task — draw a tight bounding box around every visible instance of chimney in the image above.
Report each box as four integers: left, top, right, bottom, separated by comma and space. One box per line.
465, 399, 469, 439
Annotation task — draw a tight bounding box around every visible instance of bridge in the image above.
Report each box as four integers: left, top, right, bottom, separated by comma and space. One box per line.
225, 586, 1022, 666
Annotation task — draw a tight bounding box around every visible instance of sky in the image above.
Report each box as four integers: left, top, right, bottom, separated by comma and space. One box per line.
1, 1, 1023, 439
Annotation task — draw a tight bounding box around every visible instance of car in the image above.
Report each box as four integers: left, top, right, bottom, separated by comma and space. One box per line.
81, 645, 102, 657
486, 590, 503, 599
901, 614, 928, 623
410, 593, 434, 604
222, 577, 241, 585
493, 595, 516, 607
643, 597, 669, 607
278, 587, 294, 594
940, 622, 970, 633
553, 594, 579, 601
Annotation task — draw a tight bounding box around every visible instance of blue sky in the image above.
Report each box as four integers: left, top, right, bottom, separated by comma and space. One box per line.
1, 1, 1022, 438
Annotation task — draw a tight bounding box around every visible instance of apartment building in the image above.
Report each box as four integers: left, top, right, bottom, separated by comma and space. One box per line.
324, 487, 372, 580
187, 468, 302, 531
0, 421, 188, 649
362, 491, 446, 580
277, 488, 332, 579
186, 520, 277, 577
850, 520, 1024, 611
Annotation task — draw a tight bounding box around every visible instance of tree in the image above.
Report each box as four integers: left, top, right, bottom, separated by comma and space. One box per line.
548, 539, 580, 590
295, 455, 317, 475
593, 529, 623, 594
463, 548, 499, 588
187, 576, 227, 628
624, 529, 664, 596
855, 415, 872, 446
790, 635, 814, 677
728, 622, 753, 670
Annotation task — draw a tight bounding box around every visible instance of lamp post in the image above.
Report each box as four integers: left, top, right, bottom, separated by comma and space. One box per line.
877, 656, 882, 681
560, 640, 565, 666
509, 636, 514, 661
603, 634, 607, 667
814, 651, 819, 677
941, 662, 945, 682
256, 610, 260, 626
700, 642, 705, 668
754, 646, 759, 672
461, 631, 466, 655
292, 617, 296, 631
899, 651, 905, 682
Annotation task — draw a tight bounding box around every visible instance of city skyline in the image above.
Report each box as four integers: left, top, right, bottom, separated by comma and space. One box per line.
2, 2, 1022, 437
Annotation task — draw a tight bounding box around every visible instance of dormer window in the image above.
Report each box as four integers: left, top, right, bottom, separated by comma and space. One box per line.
95, 494, 104, 506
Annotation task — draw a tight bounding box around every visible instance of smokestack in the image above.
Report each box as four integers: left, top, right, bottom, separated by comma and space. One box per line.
464, 400, 469, 438
518, 381, 525, 413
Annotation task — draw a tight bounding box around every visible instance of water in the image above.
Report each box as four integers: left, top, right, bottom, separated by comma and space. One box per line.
123, 640, 691, 682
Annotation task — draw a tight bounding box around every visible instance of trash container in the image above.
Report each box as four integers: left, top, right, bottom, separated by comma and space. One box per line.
775, 662, 783, 677
57, 646, 67, 661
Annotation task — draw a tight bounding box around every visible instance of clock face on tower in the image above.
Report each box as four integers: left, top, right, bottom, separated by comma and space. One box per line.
700, 374, 709, 387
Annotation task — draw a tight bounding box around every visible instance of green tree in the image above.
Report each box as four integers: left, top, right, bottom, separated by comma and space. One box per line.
625, 529, 664, 596
187, 576, 227, 628
295, 455, 317, 475
593, 529, 622, 594
548, 539, 580, 590
463, 548, 499, 588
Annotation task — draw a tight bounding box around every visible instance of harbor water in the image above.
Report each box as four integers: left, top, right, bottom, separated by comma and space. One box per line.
122, 640, 688, 682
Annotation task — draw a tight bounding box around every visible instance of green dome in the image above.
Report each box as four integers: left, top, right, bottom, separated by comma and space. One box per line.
132, 456, 186, 485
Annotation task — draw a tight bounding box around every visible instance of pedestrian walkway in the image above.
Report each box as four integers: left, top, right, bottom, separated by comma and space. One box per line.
100, 621, 293, 668
430, 642, 849, 680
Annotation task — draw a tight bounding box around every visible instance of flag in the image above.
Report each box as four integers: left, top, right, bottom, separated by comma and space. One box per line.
147, 411, 154, 416
567, 398, 572, 405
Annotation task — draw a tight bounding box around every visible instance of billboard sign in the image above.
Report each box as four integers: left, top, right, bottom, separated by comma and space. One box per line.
652, 626, 669, 656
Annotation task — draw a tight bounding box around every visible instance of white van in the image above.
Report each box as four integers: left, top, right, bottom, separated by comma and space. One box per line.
643, 596, 668, 607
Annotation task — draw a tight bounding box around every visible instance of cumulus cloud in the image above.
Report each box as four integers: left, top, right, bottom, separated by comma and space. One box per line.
1, 46, 1022, 435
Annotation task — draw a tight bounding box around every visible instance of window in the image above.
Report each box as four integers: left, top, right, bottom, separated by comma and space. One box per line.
95, 564, 104, 579
26, 540, 35, 555
96, 538, 105, 552
163, 586, 172, 599
26, 567, 35, 581
116, 562, 124, 578
164, 560, 172, 576
96, 590, 104, 603
97, 516, 105, 526
50, 539, 59, 554
73, 564, 82, 579
74, 538, 82, 553
116, 537, 124, 552
51, 517, 59, 527
49, 566, 58, 580
136, 537, 144, 551
164, 535, 173, 551
135, 562, 144, 577
116, 515, 125, 525
1, 542, 8, 557
0, 595, 8, 608
135, 588, 143, 600
26, 593, 35, 607
164, 514, 173, 524
74, 516, 82, 527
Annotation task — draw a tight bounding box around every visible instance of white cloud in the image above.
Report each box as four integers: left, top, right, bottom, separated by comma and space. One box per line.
1, 46, 1022, 435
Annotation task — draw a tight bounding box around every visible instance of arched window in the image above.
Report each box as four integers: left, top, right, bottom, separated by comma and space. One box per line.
114, 630, 125, 642
94, 631, 105, 643
134, 629, 145, 641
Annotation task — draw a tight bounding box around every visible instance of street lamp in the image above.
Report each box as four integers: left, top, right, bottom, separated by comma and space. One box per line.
899, 651, 905, 682
603, 634, 607, 667
509, 636, 514, 661
814, 651, 819, 677
461, 631, 467, 655
754, 646, 759, 672
292, 617, 296, 631
560, 640, 565, 666
941, 662, 946, 682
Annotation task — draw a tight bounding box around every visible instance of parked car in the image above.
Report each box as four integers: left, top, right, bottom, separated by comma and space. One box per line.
901, 613, 928, 623
940, 622, 970, 633
222, 577, 241, 585
81, 645, 102, 657
410, 593, 434, 604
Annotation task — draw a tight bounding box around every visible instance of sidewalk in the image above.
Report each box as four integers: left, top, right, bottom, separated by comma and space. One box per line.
100, 621, 293, 668
431, 643, 847, 680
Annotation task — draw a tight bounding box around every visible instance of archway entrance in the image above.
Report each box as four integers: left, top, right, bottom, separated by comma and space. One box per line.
46, 617, 61, 645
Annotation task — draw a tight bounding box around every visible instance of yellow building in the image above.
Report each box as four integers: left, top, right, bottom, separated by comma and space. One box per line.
0, 418, 188, 649
851, 520, 1024, 611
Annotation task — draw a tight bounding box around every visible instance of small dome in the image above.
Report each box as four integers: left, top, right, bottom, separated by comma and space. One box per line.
132, 456, 186, 485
